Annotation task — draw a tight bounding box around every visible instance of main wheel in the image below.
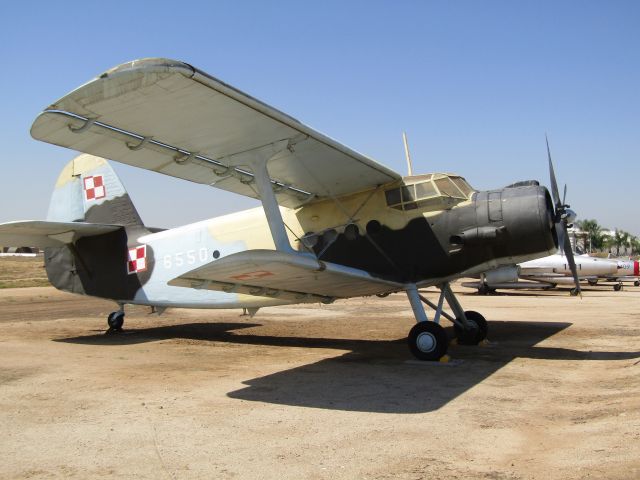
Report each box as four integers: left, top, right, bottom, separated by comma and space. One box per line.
454, 310, 488, 345
613, 283, 623, 292
587, 279, 598, 286
107, 311, 125, 330
408, 322, 448, 361
634, 280, 639, 287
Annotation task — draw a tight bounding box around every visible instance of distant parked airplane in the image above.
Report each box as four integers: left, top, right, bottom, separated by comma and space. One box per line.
464, 252, 618, 294
586, 257, 640, 290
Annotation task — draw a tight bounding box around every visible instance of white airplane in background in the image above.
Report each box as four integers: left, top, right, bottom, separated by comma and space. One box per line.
464, 252, 619, 295
586, 257, 640, 290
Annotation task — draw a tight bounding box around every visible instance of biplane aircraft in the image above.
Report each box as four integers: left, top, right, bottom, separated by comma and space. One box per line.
0, 58, 581, 361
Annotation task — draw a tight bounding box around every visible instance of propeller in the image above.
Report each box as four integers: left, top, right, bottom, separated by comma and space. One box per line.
546, 135, 581, 296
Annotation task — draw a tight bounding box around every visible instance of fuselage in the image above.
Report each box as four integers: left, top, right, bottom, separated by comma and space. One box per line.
602, 258, 640, 281
520, 253, 619, 277
45, 174, 558, 308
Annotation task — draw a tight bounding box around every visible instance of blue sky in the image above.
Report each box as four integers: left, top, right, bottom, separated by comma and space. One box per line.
1, 1, 638, 233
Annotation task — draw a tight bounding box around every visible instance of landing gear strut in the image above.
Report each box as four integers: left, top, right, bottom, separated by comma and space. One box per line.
405, 283, 488, 361
107, 305, 125, 332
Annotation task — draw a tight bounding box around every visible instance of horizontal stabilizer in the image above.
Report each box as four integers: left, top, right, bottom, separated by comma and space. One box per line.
168, 249, 402, 301
0, 220, 122, 248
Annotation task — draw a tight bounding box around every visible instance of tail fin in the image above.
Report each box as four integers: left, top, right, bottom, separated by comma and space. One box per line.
47, 154, 143, 226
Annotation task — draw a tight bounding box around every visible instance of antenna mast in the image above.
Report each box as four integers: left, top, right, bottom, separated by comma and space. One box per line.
402, 132, 413, 176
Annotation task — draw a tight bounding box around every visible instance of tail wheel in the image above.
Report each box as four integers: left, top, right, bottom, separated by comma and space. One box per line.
454, 310, 488, 345
107, 311, 125, 330
408, 322, 448, 361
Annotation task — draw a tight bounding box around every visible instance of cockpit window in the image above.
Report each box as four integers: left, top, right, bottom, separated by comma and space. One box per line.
384, 174, 474, 211
415, 181, 437, 199
450, 176, 474, 197
401, 186, 416, 202
435, 177, 466, 199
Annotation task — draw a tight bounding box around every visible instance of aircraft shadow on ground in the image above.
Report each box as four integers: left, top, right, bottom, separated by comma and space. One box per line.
57, 320, 640, 414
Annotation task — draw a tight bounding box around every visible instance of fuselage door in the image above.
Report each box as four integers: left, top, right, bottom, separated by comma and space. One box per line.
488, 191, 503, 222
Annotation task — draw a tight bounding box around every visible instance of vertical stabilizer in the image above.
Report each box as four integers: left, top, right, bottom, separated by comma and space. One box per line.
47, 154, 143, 226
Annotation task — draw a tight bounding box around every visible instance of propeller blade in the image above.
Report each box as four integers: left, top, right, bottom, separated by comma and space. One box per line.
556, 223, 566, 254
545, 136, 579, 295
546, 135, 561, 208
562, 223, 582, 297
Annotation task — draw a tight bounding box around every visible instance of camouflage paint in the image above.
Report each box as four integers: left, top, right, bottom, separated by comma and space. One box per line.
43, 155, 557, 309
44, 155, 293, 309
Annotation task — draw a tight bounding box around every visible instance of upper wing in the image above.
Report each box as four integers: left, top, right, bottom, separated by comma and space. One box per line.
31, 58, 401, 208
168, 249, 403, 301
0, 221, 122, 248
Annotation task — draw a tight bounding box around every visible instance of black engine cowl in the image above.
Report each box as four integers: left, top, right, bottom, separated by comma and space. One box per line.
469, 185, 558, 261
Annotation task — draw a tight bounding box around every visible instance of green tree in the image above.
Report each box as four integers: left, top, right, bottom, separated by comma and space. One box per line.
630, 236, 640, 255
577, 219, 605, 251
605, 229, 631, 256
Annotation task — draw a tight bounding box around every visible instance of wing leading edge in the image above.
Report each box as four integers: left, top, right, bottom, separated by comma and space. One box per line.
31, 58, 401, 208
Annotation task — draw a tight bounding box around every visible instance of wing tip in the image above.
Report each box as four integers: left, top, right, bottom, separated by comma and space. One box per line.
100, 57, 195, 79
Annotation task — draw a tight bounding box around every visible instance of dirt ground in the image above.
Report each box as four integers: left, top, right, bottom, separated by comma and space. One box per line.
0, 257, 49, 289
1, 282, 639, 479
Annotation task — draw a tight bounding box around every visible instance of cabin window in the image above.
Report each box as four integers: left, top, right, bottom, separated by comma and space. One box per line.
385, 188, 401, 207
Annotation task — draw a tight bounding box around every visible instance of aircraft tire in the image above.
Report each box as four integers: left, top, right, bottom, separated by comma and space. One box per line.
107, 311, 125, 330
613, 283, 623, 292
408, 322, 448, 361
587, 279, 598, 286
454, 311, 488, 345
634, 280, 639, 287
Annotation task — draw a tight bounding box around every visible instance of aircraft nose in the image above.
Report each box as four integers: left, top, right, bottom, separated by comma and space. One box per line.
480, 185, 558, 259
565, 208, 577, 225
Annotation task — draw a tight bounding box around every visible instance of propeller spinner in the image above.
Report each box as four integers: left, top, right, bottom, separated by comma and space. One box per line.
546, 136, 581, 296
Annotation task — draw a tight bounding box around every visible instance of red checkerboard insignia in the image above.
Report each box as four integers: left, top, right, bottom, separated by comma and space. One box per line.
83, 175, 106, 201
127, 245, 147, 274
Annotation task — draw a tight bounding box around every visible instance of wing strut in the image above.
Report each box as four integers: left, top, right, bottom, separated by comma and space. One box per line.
241, 141, 299, 253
